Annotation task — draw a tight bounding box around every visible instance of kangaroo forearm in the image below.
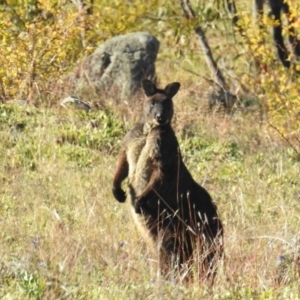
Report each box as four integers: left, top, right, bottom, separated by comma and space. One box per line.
137, 166, 162, 200
112, 150, 129, 202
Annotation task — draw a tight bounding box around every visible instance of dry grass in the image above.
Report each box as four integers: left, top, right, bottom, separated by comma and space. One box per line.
1, 0, 300, 297
1, 69, 300, 299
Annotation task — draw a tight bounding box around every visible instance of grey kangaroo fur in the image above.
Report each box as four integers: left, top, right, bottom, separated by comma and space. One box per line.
112, 79, 223, 282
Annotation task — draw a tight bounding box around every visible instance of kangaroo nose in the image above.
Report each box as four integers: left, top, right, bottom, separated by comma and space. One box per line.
156, 114, 166, 124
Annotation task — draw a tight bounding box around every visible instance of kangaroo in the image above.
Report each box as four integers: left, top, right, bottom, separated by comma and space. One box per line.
112, 79, 223, 283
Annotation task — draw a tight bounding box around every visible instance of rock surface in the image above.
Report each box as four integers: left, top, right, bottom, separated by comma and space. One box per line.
67, 32, 160, 101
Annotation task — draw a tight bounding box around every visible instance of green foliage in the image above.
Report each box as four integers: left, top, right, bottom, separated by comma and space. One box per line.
56, 109, 125, 167
0, 103, 125, 170
181, 134, 243, 162
18, 270, 45, 298
180, 131, 244, 182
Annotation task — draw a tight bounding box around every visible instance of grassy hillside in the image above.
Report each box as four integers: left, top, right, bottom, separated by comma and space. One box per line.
1, 0, 300, 298
1, 80, 300, 299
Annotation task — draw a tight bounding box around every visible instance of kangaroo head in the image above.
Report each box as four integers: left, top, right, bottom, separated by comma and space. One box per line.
141, 79, 180, 128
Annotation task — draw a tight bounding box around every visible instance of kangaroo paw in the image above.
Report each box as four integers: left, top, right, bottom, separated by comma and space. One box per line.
112, 187, 126, 203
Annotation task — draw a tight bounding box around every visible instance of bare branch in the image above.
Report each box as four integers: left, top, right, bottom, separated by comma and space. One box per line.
180, 0, 228, 90
268, 121, 300, 159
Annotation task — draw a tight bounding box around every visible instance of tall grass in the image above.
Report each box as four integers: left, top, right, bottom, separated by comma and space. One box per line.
1, 74, 300, 299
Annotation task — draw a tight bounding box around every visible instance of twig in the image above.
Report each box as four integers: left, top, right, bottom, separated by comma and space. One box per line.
249, 235, 293, 247
180, 0, 228, 90
268, 121, 300, 159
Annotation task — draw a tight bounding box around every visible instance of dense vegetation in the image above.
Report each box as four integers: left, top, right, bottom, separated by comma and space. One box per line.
1, 0, 300, 298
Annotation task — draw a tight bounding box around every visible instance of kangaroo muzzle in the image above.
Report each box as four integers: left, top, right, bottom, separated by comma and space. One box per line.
155, 113, 167, 125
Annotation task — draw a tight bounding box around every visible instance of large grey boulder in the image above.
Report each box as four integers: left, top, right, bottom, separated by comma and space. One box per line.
67, 32, 159, 101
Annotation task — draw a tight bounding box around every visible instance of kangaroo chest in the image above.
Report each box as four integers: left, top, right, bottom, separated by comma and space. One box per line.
127, 136, 146, 179
130, 131, 162, 194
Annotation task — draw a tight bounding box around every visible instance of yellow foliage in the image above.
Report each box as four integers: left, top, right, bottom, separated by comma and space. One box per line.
0, 0, 187, 103
236, 2, 300, 140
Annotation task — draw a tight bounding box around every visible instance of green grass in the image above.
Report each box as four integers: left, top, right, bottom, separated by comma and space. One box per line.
1, 91, 300, 299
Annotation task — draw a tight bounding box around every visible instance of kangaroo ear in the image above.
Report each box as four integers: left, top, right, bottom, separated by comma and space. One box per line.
141, 79, 157, 97
165, 82, 180, 98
